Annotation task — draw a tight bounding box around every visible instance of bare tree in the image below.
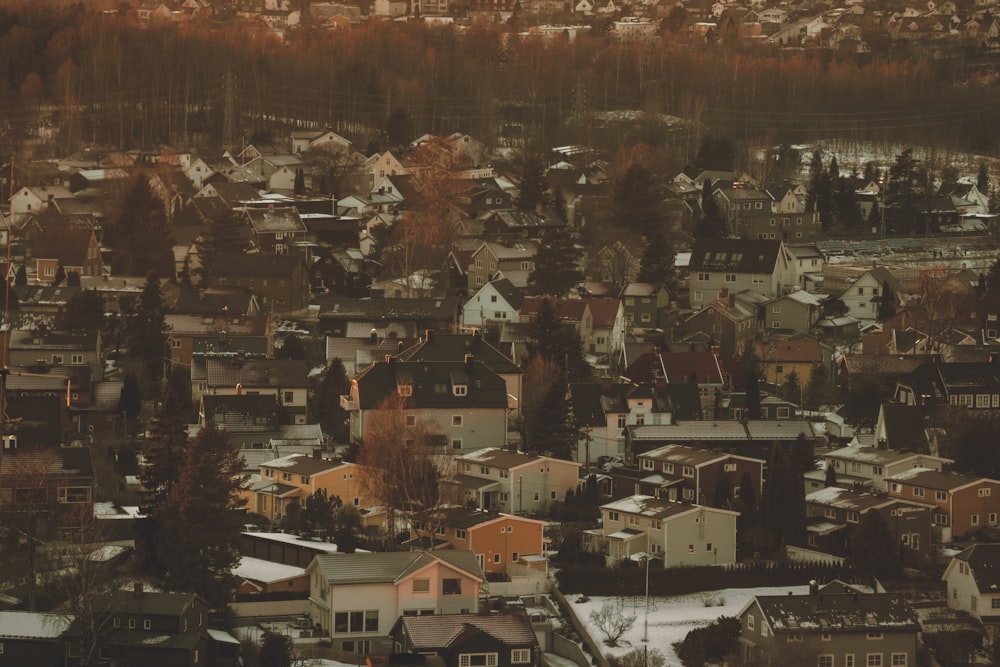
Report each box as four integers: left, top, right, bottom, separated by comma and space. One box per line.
590, 602, 636, 646
910, 266, 960, 353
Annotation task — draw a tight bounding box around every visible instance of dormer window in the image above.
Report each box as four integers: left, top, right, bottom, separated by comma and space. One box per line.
454, 384, 468, 397
398, 383, 413, 397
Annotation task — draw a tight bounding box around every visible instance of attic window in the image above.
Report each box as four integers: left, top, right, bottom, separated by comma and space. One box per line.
398, 383, 413, 397
454, 384, 468, 397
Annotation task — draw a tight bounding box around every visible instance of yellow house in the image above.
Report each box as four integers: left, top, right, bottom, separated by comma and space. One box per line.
754, 338, 824, 392
247, 452, 375, 522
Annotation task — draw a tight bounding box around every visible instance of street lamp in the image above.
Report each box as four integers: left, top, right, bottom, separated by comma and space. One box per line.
642, 538, 650, 643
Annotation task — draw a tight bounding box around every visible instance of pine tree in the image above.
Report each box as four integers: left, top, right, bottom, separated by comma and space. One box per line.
302, 488, 341, 539
107, 175, 174, 276
524, 298, 589, 381
53, 262, 66, 286
14, 265, 26, 285
140, 378, 190, 514
156, 422, 247, 604
385, 108, 414, 147
636, 228, 676, 294
258, 629, 294, 667
196, 211, 249, 284
516, 155, 550, 210
804, 363, 828, 411
877, 280, 896, 321
613, 164, 666, 239
293, 167, 305, 195
311, 359, 351, 444
128, 272, 167, 381
61, 290, 106, 333
528, 227, 582, 297
824, 464, 837, 487
849, 510, 900, 578
978, 162, 990, 194
697, 179, 727, 238
782, 369, 801, 404
745, 373, 761, 420
118, 372, 142, 435
522, 371, 579, 460
276, 333, 306, 360
711, 475, 733, 509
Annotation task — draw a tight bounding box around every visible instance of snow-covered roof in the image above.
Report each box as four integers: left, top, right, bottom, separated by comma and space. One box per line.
0, 611, 71, 639
234, 557, 306, 583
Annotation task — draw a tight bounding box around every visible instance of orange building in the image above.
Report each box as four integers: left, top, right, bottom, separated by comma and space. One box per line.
246, 452, 375, 522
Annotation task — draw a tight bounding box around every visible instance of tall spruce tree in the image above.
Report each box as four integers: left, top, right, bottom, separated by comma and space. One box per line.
697, 178, 727, 238
636, 228, 676, 294
613, 164, 666, 238
140, 377, 191, 514
516, 155, 550, 210
196, 211, 249, 284
107, 175, 174, 276
849, 510, 900, 578
528, 227, 582, 297
155, 422, 247, 604
524, 298, 589, 381
129, 272, 167, 381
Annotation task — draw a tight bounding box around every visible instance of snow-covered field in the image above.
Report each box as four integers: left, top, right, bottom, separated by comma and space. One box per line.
570, 585, 810, 667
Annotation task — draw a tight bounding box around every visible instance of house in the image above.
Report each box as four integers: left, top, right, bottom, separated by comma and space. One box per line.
873, 403, 937, 452
737, 590, 920, 667
0, 611, 71, 666
886, 468, 1000, 541
208, 252, 311, 314
621, 348, 747, 417
343, 358, 511, 452
839, 267, 903, 322
317, 297, 460, 338
448, 448, 582, 514
626, 420, 816, 463
894, 361, 1000, 410
7, 328, 103, 382
243, 206, 309, 256
942, 543, 1000, 647
233, 557, 309, 597
754, 339, 825, 390
291, 128, 353, 155
804, 486, 934, 568
305, 550, 484, 653
8, 184, 75, 223
762, 290, 825, 334
676, 293, 758, 356
198, 357, 309, 423
622, 282, 672, 335
784, 244, 825, 291
30, 228, 104, 283
517, 296, 623, 363
720, 393, 799, 421
391, 612, 538, 667
570, 381, 702, 466
821, 446, 951, 493
397, 331, 523, 419
82, 588, 240, 667
687, 238, 789, 307
199, 393, 282, 450
584, 495, 739, 567
248, 451, 374, 522
406, 506, 547, 575
611, 444, 765, 508
464, 242, 538, 291
165, 314, 273, 369
462, 278, 524, 330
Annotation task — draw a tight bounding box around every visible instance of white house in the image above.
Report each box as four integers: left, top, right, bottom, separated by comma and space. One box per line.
839, 267, 904, 322
462, 278, 524, 329
941, 543, 1000, 647
306, 550, 483, 654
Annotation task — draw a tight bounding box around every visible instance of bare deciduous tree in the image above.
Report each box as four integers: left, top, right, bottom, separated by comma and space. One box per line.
590, 602, 636, 647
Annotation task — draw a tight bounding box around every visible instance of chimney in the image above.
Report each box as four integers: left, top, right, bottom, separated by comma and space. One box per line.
133, 582, 144, 596
313, 448, 322, 460
370, 328, 378, 345
809, 579, 818, 595
464, 353, 475, 369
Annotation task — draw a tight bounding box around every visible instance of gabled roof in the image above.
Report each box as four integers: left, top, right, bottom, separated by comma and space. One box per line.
474, 278, 525, 311
688, 238, 783, 273
33, 227, 96, 265
459, 447, 581, 471
886, 468, 994, 492
805, 486, 901, 512
0, 611, 72, 639
754, 339, 823, 363
952, 543, 1000, 592
204, 357, 307, 388
602, 494, 737, 519
397, 612, 537, 649
746, 592, 918, 634
398, 332, 520, 375
311, 550, 482, 585
354, 360, 508, 410
826, 445, 946, 467
317, 297, 459, 321
640, 443, 762, 467
245, 206, 307, 234
95, 591, 203, 618
585, 298, 623, 329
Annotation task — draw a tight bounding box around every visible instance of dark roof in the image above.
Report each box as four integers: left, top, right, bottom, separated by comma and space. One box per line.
689, 238, 782, 273
485, 278, 525, 310
414, 506, 512, 530
212, 252, 303, 278
397, 612, 537, 649
318, 297, 460, 321
202, 394, 281, 430
0, 446, 94, 479
94, 591, 202, 618
312, 550, 482, 584
878, 403, 930, 450
398, 332, 520, 375
33, 227, 94, 265
751, 593, 919, 634
955, 543, 1000, 592
904, 361, 1000, 402
204, 357, 307, 388
354, 360, 508, 410
173, 287, 259, 316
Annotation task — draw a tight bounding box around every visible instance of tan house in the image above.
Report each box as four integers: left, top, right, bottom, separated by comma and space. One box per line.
448, 448, 582, 514
246, 452, 375, 522
754, 338, 824, 390
886, 468, 1000, 542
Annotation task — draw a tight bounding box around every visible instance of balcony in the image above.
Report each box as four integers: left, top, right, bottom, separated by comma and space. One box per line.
340, 394, 358, 411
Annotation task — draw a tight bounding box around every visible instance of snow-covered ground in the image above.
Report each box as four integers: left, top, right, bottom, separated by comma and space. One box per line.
570, 585, 810, 666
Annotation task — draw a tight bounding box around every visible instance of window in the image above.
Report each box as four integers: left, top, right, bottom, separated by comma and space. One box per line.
891, 482, 902, 493
58, 486, 91, 503
992, 598, 1000, 609
454, 385, 468, 396
71, 353, 84, 364
872, 466, 883, 477
688, 544, 694, 553
617, 415, 627, 429
777, 407, 790, 418
979, 487, 992, 497
533, 492, 540, 502
129, 619, 136, 629
818, 656, 834, 667
498, 648, 529, 666
301, 476, 310, 484
935, 490, 947, 501
459, 654, 498, 667
452, 415, 464, 427
972, 514, 980, 526
725, 273, 737, 283
443, 578, 462, 595
913, 487, 925, 498
847, 511, 860, 523
846, 656, 855, 667
867, 632, 883, 640
144, 619, 151, 630
971, 595, 978, 611
682, 466, 695, 478
824, 508, 837, 519
935, 514, 949, 526
990, 513, 998, 525
698, 272, 710, 282
642, 459, 654, 470
334, 610, 379, 633
977, 394, 991, 408
456, 529, 467, 539
114, 618, 120, 628
550, 491, 557, 500
753, 275, 766, 284
405, 415, 416, 426
867, 654, 883, 667
52, 354, 63, 364
747, 614, 754, 631
452, 439, 463, 449
413, 579, 430, 592
399, 384, 413, 397
724, 463, 736, 472
772, 306, 782, 314
787, 634, 803, 642
890, 654, 907, 667
821, 633, 832, 642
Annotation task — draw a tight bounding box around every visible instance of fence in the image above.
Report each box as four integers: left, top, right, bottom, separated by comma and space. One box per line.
551, 586, 608, 667
228, 599, 310, 618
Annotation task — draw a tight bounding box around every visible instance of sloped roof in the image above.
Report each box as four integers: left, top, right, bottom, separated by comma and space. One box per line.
585, 298, 622, 329
885, 468, 989, 491
312, 550, 482, 584
398, 332, 519, 375
353, 360, 507, 410
33, 227, 95, 265
259, 453, 349, 476
953, 543, 1000, 593
602, 494, 732, 519
750, 592, 918, 634
245, 206, 307, 234
398, 612, 536, 649
204, 357, 307, 388
689, 238, 782, 273
459, 447, 580, 471
212, 252, 303, 279
0, 612, 72, 639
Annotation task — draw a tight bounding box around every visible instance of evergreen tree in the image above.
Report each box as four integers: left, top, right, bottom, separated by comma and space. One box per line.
978, 162, 990, 194
311, 359, 351, 444
804, 363, 828, 411
293, 167, 305, 195
528, 227, 582, 297
66, 270, 81, 287
697, 179, 727, 238
524, 298, 589, 381
196, 211, 249, 284
140, 378, 190, 514
53, 262, 66, 286
522, 371, 579, 460
276, 333, 306, 360
516, 155, 549, 210
738, 472, 757, 516
849, 510, 900, 578
636, 228, 676, 294
762, 442, 806, 552
828, 154, 840, 181
711, 475, 733, 509
332, 505, 363, 553
745, 372, 761, 420
807, 150, 832, 230
14, 265, 26, 285
107, 175, 174, 276
782, 369, 801, 404
61, 290, 106, 333
385, 108, 414, 147
128, 272, 167, 381
877, 280, 896, 320
825, 464, 837, 487
553, 188, 567, 223
118, 372, 142, 435
612, 164, 666, 239
155, 422, 247, 604
258, 629, 294, 667
302, 488, 341, 539
792, 432, 815, 474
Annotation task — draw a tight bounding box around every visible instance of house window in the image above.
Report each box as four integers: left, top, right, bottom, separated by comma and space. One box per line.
698, 272, 710, 282
413, 579, 430, 592
512, 552, 519, 561
724, 463, 736, 472
977, 394, 991, 408
44, 265, 54, 276
443, 578, 462, 595
891, 483, 902, 493
935, 514, 949, 526
747, 614, 754, 631
979, 488, 992, 497
129, 619, 136, 629
873, 466, 883, 477
459, 654, 498, 667
818, 656, 834, 667
846, 656, 855, 667
772, 306, 782, 314
787, 634, 803, 642
453, 415, 464, 427
725, 273, 737, 283
608, 511, 619, 521
890, 654, 907, 667
990, 513, 998, 525
52, 354, 63, 364
284, 391, 294, 403
682, 466, 694, 477
847, 511, 860, 523
533, 492, 540, 501
493, 553, 501, 564
824, 508, 837, 520
688, 544, 694, 553
452, 439, 463, 449
642, 459, 654, 470
334, 610, 379, 633
618, 415, 627, 428
71, 354, 84, 364
406, 415, 416, 426
867, 655, 883, 667
972, 514, 980, 526
821, 633, 832, 642
992, 598, 1000, 609
777, 407, 789, 418
454, 385, 468, 396
753, 275, 765, 284
58, 487, 91, 503
456, 529, 467, 539
913, 487, 924, 498
511, 649, 531, 664
399, 384, 413, 397
144, 620, 151, 630
694, 291, 703, 302
867, 632, 883, 640
971, 596, 978, 611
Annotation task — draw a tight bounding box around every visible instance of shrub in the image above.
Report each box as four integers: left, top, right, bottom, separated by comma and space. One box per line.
673, 616, 740, 667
